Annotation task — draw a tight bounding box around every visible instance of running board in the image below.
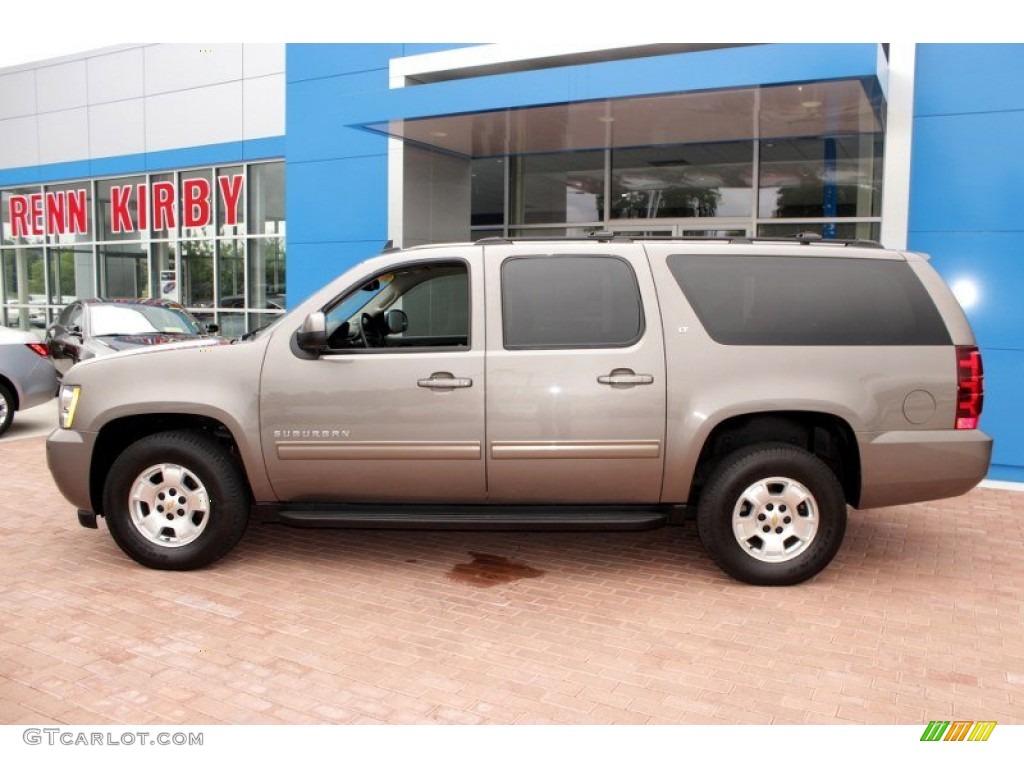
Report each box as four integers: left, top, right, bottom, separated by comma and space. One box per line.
255, 503, 678, 531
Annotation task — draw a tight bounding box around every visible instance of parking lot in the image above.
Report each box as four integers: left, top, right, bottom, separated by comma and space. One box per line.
1, 421, 1022, 726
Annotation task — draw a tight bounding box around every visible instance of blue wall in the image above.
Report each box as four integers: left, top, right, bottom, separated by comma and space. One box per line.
284, 43, 475, 305
0, 137, 283, 188
910, 44, 1024, 482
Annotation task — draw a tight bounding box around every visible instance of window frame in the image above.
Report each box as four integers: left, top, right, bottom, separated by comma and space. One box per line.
319, 257, 473, 355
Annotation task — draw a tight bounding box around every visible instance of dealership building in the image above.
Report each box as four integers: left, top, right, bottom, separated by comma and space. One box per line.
0, 42, 1021, 482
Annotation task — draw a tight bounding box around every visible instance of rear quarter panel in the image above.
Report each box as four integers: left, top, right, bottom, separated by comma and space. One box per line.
643, 244, 961, 504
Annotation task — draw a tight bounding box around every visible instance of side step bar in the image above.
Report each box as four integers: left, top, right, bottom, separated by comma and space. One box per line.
254, 503, 681, 531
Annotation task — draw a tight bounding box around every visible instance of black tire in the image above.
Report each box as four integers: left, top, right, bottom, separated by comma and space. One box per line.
102, 430, 250, 570
697, 443, 847, 586
0, 382, 14, 437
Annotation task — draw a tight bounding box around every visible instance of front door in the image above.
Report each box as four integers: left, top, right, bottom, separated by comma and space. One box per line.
482, 242, 667, 504
260, 250, 486, 503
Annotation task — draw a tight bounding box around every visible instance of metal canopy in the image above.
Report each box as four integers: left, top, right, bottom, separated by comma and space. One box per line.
363, 78, 885, 158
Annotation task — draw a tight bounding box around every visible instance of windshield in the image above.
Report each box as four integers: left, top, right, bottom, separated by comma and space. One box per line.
90, 305, 204, 337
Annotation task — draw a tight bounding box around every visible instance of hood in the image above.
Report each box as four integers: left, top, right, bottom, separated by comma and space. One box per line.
93, 333, 212, 351
78, 335, 231, 368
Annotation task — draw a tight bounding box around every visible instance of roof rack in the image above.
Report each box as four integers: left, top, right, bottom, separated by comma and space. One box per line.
474, 233, 883, 248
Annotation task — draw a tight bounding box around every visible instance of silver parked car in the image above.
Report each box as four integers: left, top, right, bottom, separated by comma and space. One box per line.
0, 326, 58, 437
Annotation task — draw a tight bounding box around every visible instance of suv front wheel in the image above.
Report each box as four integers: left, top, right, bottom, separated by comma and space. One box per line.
103, 430, 250, 570
697, 444, 847, 585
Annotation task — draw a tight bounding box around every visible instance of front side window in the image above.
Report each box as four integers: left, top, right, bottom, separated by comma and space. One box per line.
501, 255, 645, 349
324, 260, 469, 351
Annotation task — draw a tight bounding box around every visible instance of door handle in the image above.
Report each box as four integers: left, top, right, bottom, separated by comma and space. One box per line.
417, 372, 473, 389
597, 369, 654, 387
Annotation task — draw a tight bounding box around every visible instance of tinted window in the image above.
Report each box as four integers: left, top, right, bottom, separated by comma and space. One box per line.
667, 254, 950, 346
502, 255, 644, 349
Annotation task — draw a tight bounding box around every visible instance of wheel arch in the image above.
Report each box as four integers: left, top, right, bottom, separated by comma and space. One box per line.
90, 414, 254, 516
690, 410, 861, 508
0, 374, 20, 410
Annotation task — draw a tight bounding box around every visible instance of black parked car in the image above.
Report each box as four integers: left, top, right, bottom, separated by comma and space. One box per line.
45, 298, 221, 378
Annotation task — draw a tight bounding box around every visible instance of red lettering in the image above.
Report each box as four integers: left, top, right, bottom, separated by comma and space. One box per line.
9, 196, 29, 238
218, 174, 244, 226
183, 178, 211, 228
45, 191, 66, 235
67, 190, 87, 234
29, 194, 44, 236
136, 183, 148, 231
110, 185, 134, 233
153, 181, 176, 231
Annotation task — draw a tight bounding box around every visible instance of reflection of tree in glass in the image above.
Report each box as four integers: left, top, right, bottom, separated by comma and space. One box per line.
181, 240, 214, 305
612, 185, 721, 219
263, 239, 285, 296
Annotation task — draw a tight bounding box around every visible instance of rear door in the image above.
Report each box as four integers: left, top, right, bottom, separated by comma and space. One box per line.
483, 242, 667, 503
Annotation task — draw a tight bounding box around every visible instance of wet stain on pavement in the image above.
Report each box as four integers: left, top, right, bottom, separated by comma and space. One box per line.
447, 551, 545, 587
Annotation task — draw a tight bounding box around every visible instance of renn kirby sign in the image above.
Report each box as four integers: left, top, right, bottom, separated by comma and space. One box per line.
7, 174, 244, 237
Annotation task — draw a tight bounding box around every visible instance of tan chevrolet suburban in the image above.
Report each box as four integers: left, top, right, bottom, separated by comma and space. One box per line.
45, 235, 993, 585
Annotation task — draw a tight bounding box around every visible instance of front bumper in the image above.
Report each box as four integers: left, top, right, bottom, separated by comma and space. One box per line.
857, 429, 993, 509
46, 428, 98, 514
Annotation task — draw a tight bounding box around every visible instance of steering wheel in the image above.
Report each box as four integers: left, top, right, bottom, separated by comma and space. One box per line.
358, 313, 384, 348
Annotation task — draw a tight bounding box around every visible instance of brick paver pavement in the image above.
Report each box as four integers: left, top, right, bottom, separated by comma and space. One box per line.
1, 436, 1022, 725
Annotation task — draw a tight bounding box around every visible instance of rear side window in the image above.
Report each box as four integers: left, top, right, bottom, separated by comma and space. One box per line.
667, 254, 951, 345
502, 255, 645, 349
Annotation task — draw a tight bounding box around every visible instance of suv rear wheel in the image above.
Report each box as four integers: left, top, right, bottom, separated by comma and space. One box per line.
697, 444, 847, 585
103, 430, 250, 570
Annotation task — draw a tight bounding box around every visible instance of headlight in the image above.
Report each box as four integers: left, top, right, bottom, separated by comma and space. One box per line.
59, 384, 81, 429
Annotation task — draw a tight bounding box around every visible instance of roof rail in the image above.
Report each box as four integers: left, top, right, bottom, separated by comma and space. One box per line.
471, 233, 884, 248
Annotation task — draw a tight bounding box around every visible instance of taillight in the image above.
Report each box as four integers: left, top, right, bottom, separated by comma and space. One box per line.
25, 342, 49, 358
955, 345, 984, 430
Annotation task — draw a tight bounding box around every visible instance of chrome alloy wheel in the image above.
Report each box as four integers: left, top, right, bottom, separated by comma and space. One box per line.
731, 476, 819, 563
129, 463, 211, 547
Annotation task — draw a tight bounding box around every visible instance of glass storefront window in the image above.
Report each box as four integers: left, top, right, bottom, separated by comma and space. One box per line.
217, 166, 245, 237
2, 188, 47, 247
508, 227, 599, 238
180, 240, 214, 308
471, 157, 505, 227
757, 221, 881, 241
249, 163, 284, 236
46, 182, 93, 246
180, 169, 215, 240
100, 243, 148, 299
758, 136, 883, 219
97, 176, 145, 241
248, 237, 285, 310
151, 241, 177, 301
611, 143, 754, 219
2, 249, 45, 329
2, 161, 284, 334
48, 246, 95, 303
510, 150, 604, 225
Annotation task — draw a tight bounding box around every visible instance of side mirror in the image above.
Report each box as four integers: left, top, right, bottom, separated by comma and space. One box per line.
385, 309, 408, 335
205, 323, 219, 334
296, 311, 327, 353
